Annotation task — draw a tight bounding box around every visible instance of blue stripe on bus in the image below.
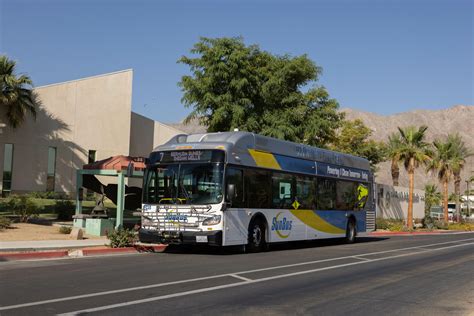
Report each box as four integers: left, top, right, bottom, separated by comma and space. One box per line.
314, 210, 367, 232
274, 154, 316, 175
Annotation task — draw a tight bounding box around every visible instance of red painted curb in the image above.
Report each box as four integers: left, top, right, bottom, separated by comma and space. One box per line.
369, 230, 469, 236
82, 247, 137, 256
0, 250, 69, 261
81, 244, 167, 256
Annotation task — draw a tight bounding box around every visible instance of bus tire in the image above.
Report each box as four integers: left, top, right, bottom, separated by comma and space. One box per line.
247, 219, 266, 252
345, 219, 356, 244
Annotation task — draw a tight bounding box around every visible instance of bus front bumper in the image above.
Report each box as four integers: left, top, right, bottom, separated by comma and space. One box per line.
138, 228, 222, 246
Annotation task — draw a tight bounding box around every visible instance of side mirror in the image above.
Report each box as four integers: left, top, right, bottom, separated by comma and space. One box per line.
227, 184, 236, 203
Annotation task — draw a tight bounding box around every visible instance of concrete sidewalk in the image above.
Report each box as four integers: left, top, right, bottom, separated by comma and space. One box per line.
0, 239, 109, 252
0, 239, 166, 261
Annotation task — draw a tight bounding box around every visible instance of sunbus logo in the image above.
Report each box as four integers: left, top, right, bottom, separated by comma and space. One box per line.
271, 212, 292, 238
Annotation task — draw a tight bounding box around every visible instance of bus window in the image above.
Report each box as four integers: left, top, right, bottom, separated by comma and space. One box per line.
272, 173, 293, 209
226, 167, 244, 207
246, 169, 271, 208
295, 175, 316, 209
356, 183, 369, 209
316, 178, 336, 210
336, 181, 357, 210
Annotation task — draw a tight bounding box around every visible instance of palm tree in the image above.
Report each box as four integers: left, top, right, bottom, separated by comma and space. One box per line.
448, 134, 472, 221
386, 133, 402, 186
424, 184, 441, 217
427, 137, 458, 223
0, 55, 40, 128
397, 126, 432, 229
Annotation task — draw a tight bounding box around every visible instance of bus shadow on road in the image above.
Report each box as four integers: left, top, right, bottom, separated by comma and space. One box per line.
161, 237, 388, 256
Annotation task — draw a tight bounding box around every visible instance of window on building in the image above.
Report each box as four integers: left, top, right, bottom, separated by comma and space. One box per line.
88, 150, 96, 164
86, 150, 97, 198
2, 144, 14, 197
47, 147, 57, 192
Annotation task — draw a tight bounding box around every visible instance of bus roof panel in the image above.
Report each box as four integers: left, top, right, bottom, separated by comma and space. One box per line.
154, 131, 370, 171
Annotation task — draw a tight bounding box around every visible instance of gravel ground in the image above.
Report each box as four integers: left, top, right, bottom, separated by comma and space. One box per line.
0, 223, 105, 241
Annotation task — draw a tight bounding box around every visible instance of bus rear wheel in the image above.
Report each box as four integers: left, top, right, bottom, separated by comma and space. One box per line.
345, 220, 356, 244
247, 219, 266, 252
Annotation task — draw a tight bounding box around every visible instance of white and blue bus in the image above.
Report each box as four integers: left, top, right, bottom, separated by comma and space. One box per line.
136, 132, 375, 252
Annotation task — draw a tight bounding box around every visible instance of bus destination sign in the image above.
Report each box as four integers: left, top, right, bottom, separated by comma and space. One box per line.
148, 150, 224, 164
170, 150, 204, 161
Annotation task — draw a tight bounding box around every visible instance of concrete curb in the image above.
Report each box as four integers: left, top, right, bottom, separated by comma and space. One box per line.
369, 230, 472, 236
0, 244, 167, 262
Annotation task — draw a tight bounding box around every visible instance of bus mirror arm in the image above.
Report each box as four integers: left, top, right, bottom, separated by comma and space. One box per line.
226, 184, 235, 205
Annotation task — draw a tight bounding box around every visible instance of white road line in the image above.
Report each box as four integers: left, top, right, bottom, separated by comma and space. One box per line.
0, 237, 473, 312
229, 274, 253, 282
58, 242, 474, 315
352, 256, 372, 261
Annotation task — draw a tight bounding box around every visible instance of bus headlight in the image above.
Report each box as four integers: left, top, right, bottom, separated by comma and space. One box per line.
141, 216, 154, 226
202, 215, 221, 226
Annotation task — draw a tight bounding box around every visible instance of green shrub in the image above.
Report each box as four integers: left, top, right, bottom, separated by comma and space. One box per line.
422, 216, 435, 230
55, 200, 75, 220
29, 191, 68, 200
0, 216, 11, 230
376, 218, 405, 231
58, 226, 72, 234
107, 229, 137, 248
434, 220, 449, 230
388, 222, 405, 232
448, 223, 474, 231
6, 195, 39, 222
376, 218, 390, 230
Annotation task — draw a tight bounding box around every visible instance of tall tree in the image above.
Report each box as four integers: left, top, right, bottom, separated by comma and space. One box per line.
424, 184, 441, 218
331, 119, 386, 171
386, 133, 402, 186
448, 134, 472, 222
397, 126, 432, 229
427, 137, 458, 223
0, 55, 41, 128
179, 37, 344, 147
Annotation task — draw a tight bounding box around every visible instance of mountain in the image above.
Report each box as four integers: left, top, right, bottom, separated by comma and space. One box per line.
343, 105, 474, 191
172, 105, 474, 191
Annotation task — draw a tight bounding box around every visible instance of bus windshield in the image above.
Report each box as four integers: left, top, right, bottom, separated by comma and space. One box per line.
143, 163, 224, 205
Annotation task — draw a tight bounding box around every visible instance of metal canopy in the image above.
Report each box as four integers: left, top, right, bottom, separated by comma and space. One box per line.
75, 159, 144, 229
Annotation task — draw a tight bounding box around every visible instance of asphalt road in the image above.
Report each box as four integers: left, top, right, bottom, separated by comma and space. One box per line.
1, 233, 473, 316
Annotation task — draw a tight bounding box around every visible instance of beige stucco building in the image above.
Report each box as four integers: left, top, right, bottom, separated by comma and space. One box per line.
375, 183, 425, 220
0, 70, 185, 195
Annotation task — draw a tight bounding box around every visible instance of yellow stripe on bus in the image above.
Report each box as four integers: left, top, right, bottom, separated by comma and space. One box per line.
290, 209, 346, 234
248, 149, 281, 170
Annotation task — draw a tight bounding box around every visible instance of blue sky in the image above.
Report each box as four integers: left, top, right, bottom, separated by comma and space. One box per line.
1, 0, 472, 123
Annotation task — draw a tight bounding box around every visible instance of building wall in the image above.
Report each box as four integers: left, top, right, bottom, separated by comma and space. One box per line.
153, 121, 184, 149
0, 70, 133, 194
129, 112, 155, 158
375, 184, 425, 219
128, 113, 184, 187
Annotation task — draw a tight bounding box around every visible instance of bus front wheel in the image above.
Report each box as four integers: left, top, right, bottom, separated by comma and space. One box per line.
247, 219, 266, 252
345, 220, 356, 244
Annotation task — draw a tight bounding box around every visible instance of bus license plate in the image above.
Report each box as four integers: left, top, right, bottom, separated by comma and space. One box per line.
196, 236, 208, 243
